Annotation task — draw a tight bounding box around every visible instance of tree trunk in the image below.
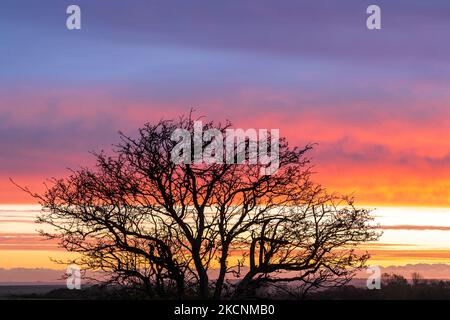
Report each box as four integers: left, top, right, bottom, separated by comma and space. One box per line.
192, 249, 209, 299
233, 271, 256, 298
213, 243, 229, 299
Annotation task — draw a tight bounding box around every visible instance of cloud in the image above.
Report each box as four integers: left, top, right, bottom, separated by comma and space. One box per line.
0, 268, 66, 284
0, 267, 102, 284
1, 0, 450, 207
355, 263, 450, 280
0, 233, 60, 251
380, 225, 450, 231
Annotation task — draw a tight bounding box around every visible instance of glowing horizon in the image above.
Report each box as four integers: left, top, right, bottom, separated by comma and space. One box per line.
2, 204, 450, 271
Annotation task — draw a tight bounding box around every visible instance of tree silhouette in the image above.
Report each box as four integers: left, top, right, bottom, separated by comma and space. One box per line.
22, 114, 379, 299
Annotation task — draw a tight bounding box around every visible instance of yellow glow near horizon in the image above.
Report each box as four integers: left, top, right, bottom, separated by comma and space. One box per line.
2, 204, 450, 270
0, 250, 75, 269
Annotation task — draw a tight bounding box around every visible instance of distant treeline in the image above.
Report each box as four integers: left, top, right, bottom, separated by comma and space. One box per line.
311, 273, 450, 300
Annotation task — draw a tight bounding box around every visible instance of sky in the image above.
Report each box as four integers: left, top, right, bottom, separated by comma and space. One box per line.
1, 0, 450, 277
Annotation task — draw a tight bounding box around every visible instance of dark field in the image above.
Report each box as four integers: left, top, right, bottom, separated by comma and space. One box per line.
0, 285, 65, 299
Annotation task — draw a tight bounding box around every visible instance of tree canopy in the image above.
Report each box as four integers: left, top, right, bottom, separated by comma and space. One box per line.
24, 115, 380, 299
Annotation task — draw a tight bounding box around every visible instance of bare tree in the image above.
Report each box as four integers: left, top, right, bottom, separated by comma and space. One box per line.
412, 272, 425, 286
21, 114, 380, 299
